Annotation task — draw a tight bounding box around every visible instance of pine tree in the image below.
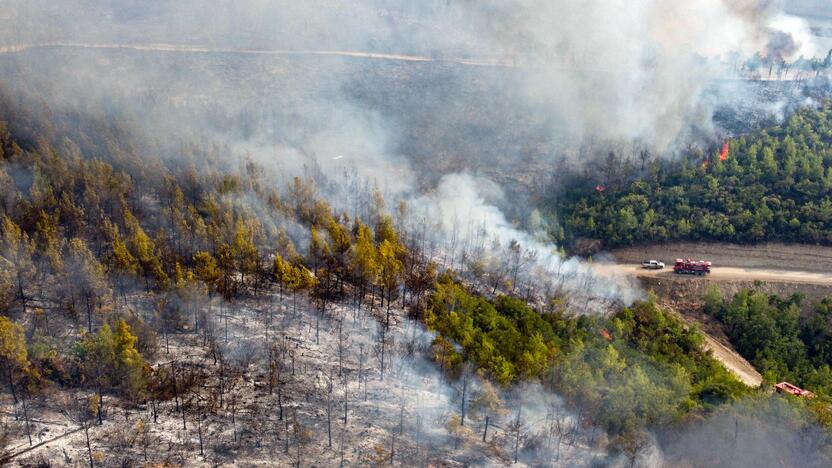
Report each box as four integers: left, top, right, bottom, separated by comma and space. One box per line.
0, 316, 29, 403
193, 251, 220, 295
125, 210, 169, 290
0, 216, 36, 314
351, 222, 379, 311
232, 219, 259, 291
67, 238, 109, 332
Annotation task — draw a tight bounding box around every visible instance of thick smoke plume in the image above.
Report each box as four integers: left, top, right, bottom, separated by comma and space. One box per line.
0, 0, 821, 149
0, 3, 829, 466
411, 172, 642, 308
0, 0, 823, 309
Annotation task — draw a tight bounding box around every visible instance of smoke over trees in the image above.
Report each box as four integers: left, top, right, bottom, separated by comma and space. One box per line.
0, 1, 830, 466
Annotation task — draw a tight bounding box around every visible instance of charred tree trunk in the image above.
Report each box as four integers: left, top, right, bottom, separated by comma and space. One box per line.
326, 374, 333, 448
6, 367, 17, 404
460, 376, 467, 426
85, 294, 93, 333
21, 388, 32, 446
483, 415, 490, 442
197, 409, 204, 456
84, 422, 94, 468
96, 384, 104, 425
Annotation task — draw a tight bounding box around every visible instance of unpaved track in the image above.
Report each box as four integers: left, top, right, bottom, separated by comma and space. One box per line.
0, 42, 516, 67
699, 332, 763, 387
611, 242, 832, 274
596, 258, 828, 387
666, 307, 763, 387
595, 241, 832, 388
604, 263, 832, 286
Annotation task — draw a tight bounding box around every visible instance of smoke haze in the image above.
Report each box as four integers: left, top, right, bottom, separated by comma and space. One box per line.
1, 3, 831, 466
0, 2, 827, 302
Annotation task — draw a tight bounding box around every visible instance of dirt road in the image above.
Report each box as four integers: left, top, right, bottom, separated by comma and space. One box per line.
0, 42, 517, 67
699, 333, 763, 386
611, 241, 832, 274
594, 241, 832, 388
604, 263, 832, 286
662, 304, 764, 387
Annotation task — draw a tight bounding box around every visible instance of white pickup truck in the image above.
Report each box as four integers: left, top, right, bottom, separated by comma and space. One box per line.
641, 260, 665, 270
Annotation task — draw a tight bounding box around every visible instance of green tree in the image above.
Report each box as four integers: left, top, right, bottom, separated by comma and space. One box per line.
0, 316, 29, 403
351, 222, 379, 311
125, 211, 169, 291
232, 219, 260, 291
76, 320, 148, 422
193, 251, 220, 295
378, 239, 403, 328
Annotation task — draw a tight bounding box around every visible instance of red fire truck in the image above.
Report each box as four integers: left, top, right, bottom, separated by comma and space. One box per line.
774, 381, 814, 399
673, 258, 711, 276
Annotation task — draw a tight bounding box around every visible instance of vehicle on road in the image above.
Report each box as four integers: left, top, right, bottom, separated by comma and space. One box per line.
641, 260, 665, 269
774, 381, 814, 399
674, 258, 711, 275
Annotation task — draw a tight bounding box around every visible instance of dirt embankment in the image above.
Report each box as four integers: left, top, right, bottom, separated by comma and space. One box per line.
631, 273, 825, 387
701, 333, 763, 387
660, 299, 764, 387
638, 275, 832, 305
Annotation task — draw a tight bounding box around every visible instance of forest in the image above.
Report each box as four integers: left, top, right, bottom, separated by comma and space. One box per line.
425, 277, 750, 445
0, 89, 463, 464
0, 89, 831, 464
704, 287, 832, 426
554, 101, 832, 248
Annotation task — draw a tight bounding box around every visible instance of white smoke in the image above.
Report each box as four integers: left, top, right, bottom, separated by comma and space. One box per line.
0, 0, 823, 309
466, 0, 819, 148
412, 172, 642, 308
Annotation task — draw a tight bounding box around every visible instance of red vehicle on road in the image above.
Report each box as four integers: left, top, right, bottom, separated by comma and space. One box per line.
674, 258, 711, 276
774, 381, 814, 399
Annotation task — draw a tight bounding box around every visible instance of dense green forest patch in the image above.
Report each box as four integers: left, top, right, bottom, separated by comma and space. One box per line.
424, 276, 749, 437
554, 101, 832, 247
705, 287, 832, 424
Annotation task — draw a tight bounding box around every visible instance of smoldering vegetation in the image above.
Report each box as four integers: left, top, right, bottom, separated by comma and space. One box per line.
0, 45, 824, 306
1, 1, 829, 181
1, 1, 832, 467
658, 396, 832, 467
0, 2, 828, 288
5, 285, 617, 466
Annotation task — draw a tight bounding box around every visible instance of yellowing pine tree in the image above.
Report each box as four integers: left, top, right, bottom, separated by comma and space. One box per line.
0, 316, 29, 403
0, 216, 35, 314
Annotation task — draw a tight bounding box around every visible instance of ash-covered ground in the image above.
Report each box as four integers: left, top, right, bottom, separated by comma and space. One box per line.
3, 289, 607, 467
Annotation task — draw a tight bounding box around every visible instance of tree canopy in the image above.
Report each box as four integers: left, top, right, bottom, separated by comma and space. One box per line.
554, 102, 832, 248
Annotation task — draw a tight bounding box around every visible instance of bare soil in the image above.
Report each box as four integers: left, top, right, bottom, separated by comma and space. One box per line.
607, 263, 832, 286
701, 334, 763, 387
662, 302, 763, 387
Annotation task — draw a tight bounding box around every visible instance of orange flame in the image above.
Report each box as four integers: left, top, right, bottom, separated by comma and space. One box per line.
595, 184, 606, 192
600, 329, 612, 341
720, 142, 729, 161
